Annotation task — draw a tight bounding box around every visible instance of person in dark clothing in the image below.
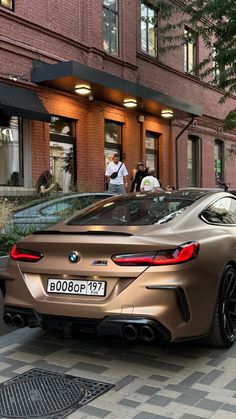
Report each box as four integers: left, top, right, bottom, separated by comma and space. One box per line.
36, 170, 53, 197
134, 163, 148, 192
8, 171, 20, 186
215, 172, 230, 191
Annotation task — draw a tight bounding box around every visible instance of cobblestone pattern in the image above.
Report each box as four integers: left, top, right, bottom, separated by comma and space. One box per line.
0, 328, 236, 418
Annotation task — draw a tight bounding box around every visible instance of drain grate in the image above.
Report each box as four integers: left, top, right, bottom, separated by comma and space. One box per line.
0, 368, 113, 418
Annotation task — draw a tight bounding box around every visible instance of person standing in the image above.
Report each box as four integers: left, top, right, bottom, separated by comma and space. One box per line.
140, 168, 161, 192
130, 163, 138, 192
105, 153, 128, 194
215, 172, 229, 191
36, 170, 53, 197
134, 162, 148, 192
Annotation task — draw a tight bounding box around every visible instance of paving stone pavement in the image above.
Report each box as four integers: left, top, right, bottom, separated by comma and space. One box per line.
0, 327, 236, 418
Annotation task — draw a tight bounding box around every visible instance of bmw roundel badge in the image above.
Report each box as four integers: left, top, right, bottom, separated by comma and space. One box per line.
68, 251, 80, 263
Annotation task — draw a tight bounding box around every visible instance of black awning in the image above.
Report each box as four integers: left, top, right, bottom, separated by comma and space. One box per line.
0, 82, 51, 122
31, 60, 202, 117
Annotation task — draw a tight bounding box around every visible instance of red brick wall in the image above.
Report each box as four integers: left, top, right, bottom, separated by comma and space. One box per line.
31, 121, 50, 186
26, 86, 236, 191
1, 1, 236, 191
0, 1, 235, 122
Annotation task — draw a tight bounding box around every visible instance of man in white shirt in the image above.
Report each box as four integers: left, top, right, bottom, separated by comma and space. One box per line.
105, 153, 129, 194
140, 168, 161, 192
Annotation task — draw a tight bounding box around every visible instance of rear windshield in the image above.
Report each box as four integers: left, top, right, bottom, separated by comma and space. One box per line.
67, 196, 193, 226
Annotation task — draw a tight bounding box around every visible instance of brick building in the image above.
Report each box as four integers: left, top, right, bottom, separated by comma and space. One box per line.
0, 0, 236, 194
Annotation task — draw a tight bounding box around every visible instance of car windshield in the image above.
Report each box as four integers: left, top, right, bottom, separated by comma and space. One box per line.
67, 195, 193, 226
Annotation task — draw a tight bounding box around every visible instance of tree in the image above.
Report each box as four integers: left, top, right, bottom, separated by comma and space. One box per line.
152, 0, 236, 129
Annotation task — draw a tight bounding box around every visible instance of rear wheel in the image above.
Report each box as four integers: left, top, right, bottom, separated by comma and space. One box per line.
208, 265, 236, 347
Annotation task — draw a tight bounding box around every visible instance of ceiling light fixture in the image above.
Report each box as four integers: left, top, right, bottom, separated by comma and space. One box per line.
161, 109, 174, 118
123, 98, 137, 108
75, 84, 91, 95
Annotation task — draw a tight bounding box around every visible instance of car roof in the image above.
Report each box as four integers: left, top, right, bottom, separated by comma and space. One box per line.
171, 188, 217, 201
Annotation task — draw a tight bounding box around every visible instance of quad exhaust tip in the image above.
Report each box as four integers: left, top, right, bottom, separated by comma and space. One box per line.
122, 324, 156, 342
140, 325, 155, 342
3, 313, 26, 328
122, 324, 139, 341
3, 312, 13, 326
13, 314, 26, 328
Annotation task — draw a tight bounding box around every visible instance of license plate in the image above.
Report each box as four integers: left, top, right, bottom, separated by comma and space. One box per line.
47, 279, 106, 296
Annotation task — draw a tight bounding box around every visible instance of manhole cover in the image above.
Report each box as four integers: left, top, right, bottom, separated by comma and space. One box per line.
0, 368, 113, 418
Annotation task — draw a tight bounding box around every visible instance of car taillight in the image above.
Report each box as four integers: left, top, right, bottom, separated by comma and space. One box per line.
112, 242, 199, 266
10, 245, 43, 262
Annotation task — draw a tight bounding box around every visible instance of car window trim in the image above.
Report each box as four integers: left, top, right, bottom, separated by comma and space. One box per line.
199, 195, 236, 226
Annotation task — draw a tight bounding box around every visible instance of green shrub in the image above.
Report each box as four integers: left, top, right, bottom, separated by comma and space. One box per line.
0, 198, 15, 229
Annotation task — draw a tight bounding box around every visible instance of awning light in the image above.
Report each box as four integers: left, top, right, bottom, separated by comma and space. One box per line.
75, 84, 91, 95
123, 98, 137, 108
161, 109, 174, 118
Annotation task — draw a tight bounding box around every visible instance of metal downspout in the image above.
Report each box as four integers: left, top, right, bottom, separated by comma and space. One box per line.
175, 115, 195, 189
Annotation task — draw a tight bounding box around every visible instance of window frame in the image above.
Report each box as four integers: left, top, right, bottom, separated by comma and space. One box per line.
212, 45, 225, 86
0, 0, 14, 11
49, 116, 77, 192
102, 0, 119, 56
140, 1, 158, 58
0, 116, 25, 187
184, 27, 198, 75
212, 46, 220, 84
104, 119, 123, 189
104, 119, 123, 154
145, 131, 160, 177
187, 135, 201, 187
214, 139, 224, 182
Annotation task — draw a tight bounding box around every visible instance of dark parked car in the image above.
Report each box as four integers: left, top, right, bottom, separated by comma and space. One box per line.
5, 192, 113, 232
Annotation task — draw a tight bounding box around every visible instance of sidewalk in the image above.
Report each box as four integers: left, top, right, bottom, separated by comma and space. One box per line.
0, 327, 236, 418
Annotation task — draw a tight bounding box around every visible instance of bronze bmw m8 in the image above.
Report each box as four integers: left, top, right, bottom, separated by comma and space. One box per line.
2, 189, 236, 347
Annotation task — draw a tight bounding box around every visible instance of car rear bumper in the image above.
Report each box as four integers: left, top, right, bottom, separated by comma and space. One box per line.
3, 306, 171, 341
2, 259, 220, 341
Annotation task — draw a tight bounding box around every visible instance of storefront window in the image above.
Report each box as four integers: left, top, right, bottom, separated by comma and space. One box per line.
49, 116, 76, 193
214, 139, 224, 181
104, 120, 122, 187
145, 131, 159, 175
0, 116, 23, 186
104, 120, 122, 165
187, 135, 201, 186
0, 0, 13, 10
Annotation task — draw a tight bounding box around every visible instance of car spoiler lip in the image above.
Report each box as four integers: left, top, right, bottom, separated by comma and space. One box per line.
33, 230, 133, 236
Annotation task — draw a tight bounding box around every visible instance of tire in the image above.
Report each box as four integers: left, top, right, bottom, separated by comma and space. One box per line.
208, 265, 236, 348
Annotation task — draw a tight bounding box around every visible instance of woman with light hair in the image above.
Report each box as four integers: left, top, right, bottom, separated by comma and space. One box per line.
140, 168, 161, 192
